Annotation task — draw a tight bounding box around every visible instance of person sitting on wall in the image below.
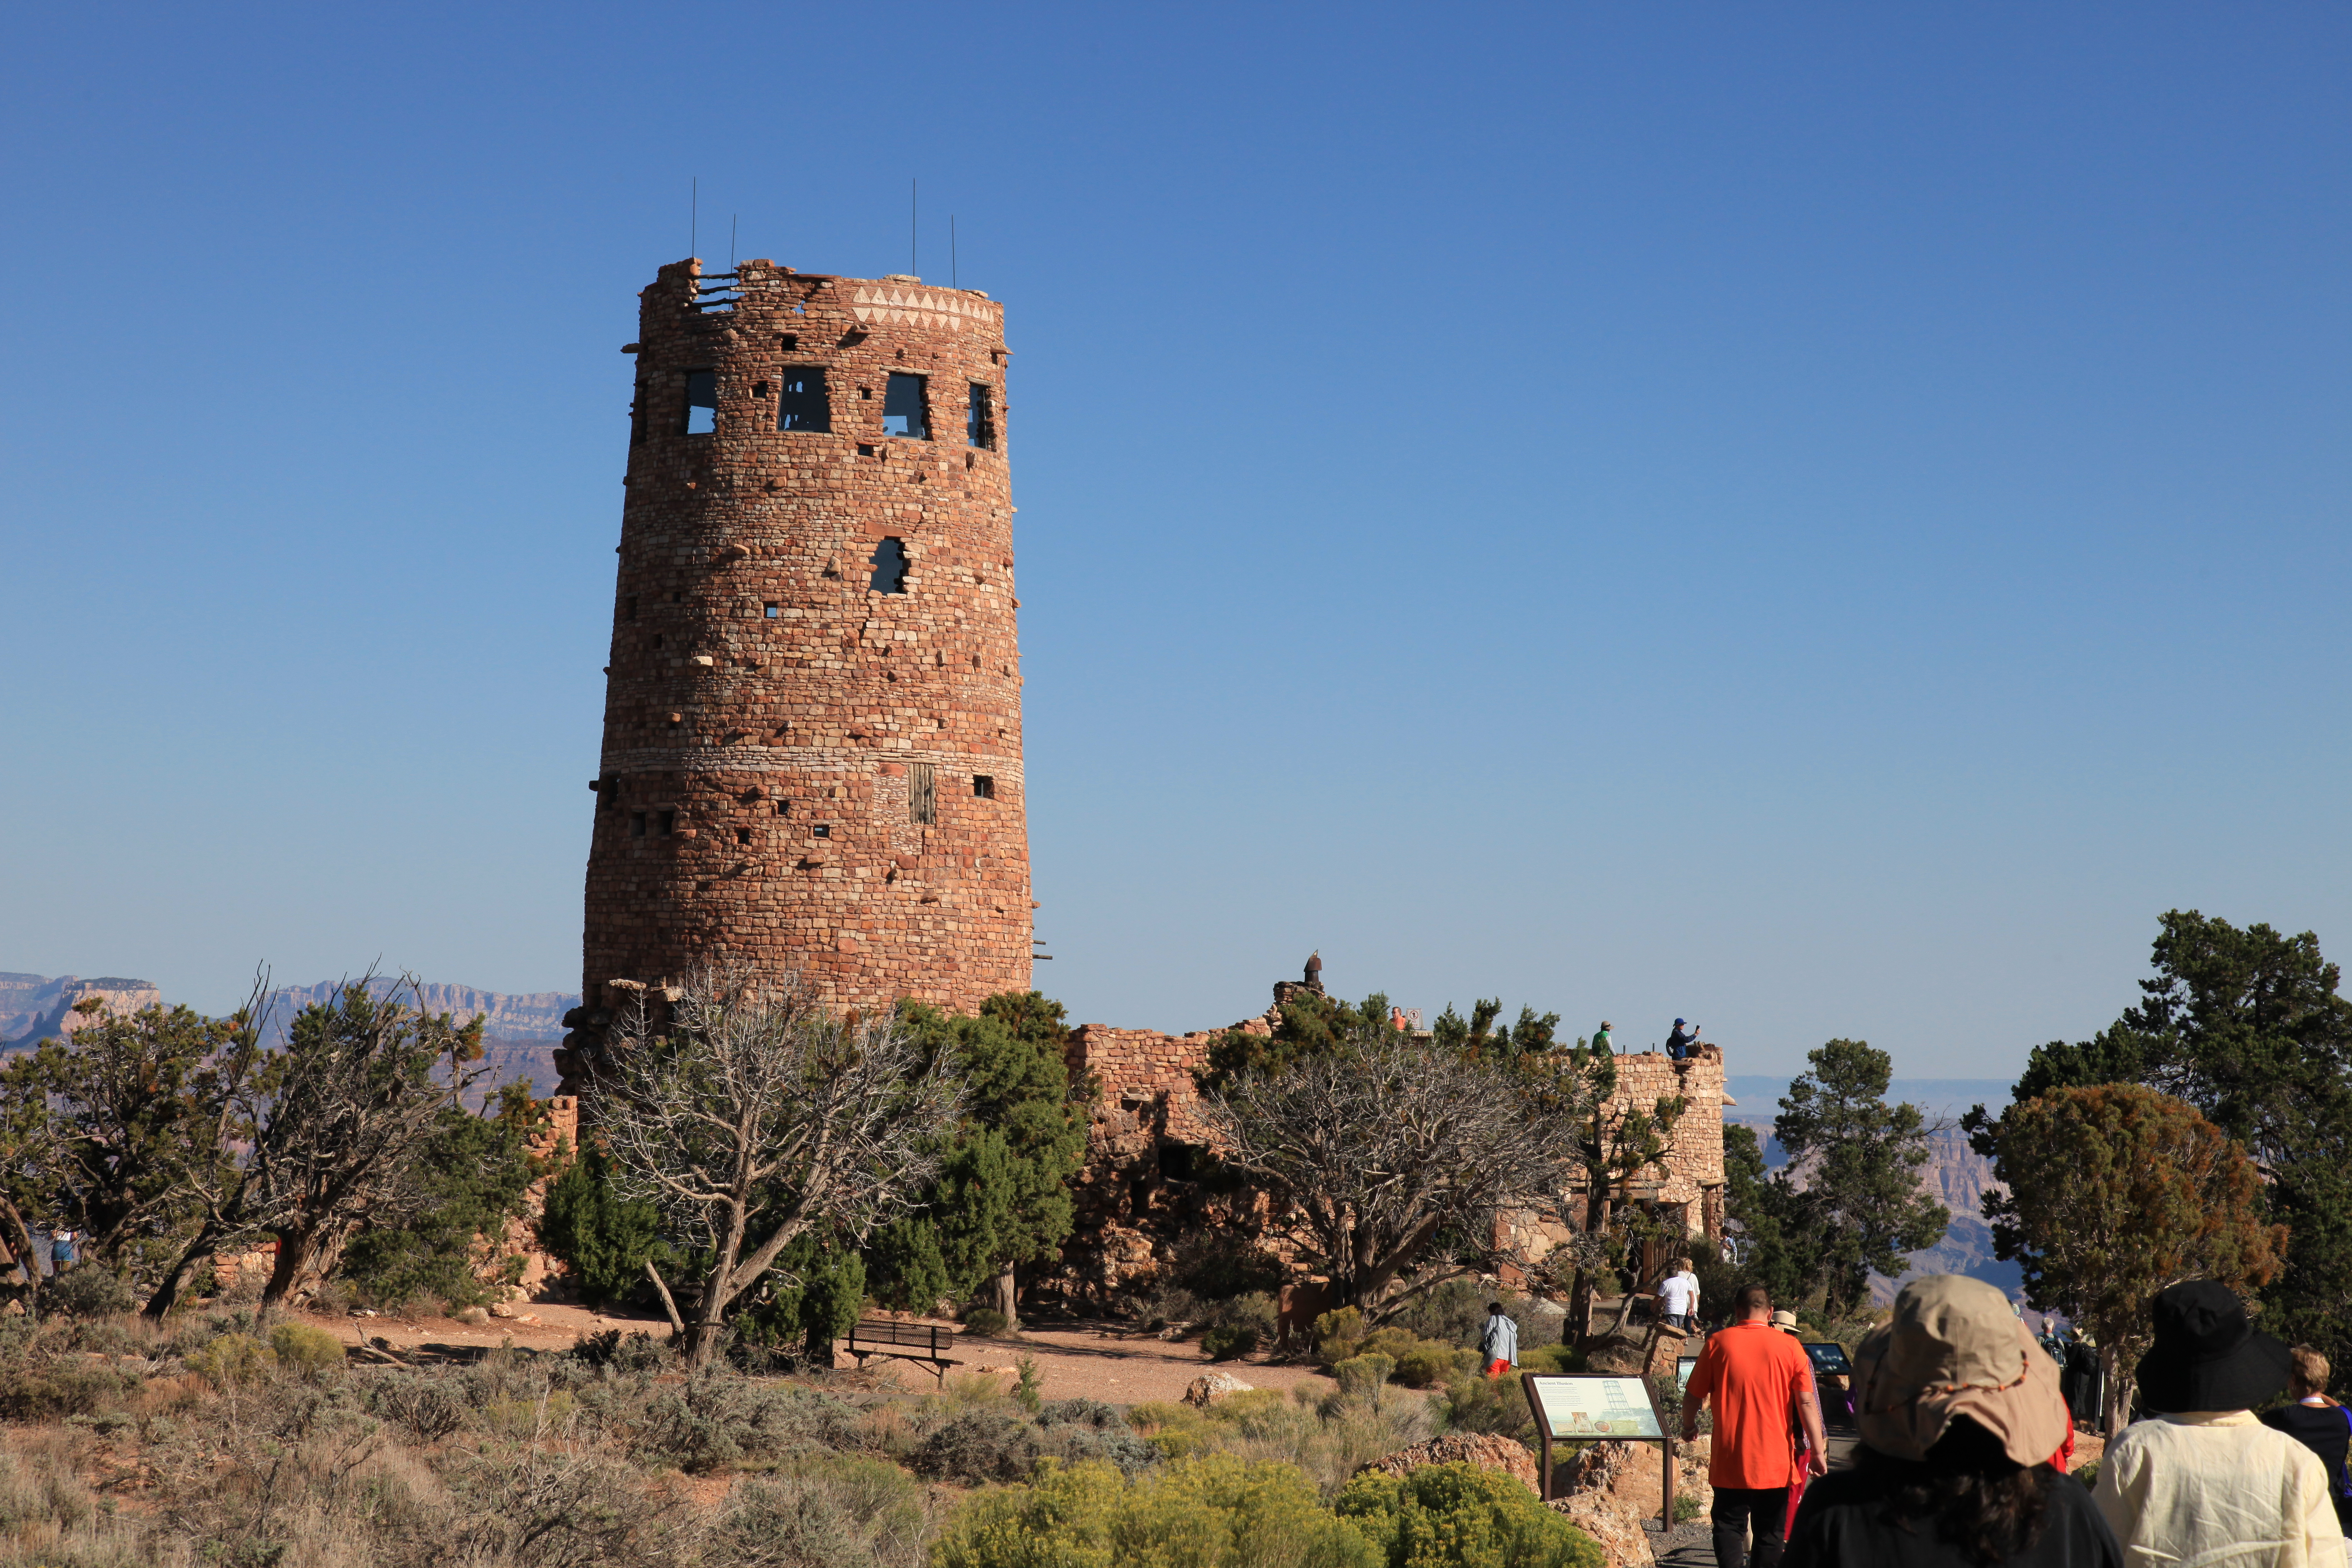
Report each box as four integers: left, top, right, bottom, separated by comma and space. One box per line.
1668, 1019, 1704, 1060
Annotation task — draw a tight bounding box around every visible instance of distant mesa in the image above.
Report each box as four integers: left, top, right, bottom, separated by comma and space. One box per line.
0, 971, 580, 1100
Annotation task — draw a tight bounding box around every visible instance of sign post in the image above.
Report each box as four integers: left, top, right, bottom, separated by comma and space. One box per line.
1520, 1372, 1675, 1529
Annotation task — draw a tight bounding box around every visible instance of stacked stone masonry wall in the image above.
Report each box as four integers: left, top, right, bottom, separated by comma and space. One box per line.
1052, 1000, 1728, 1302
568, 260, 1031, 1081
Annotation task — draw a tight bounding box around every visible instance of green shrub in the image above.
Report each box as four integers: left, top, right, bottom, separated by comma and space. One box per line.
1336, 1460, 1604, 1567
713, 1451, 929, 1568
268, 1321, 346, 1381
637, 1374, 866, 1470
1202, 1325, 1261, 1361
916, 1408, 1041, 1485
1439, 1372, 1538, 1443
571, 1328, 671, 1373
43, 1266, 136, 1320
1172, 1230, 1290, 1301
1516, 1344, 1586, 1375
1385, 1279, 1491, 1347
961, 1307, 1012, 1337
932, 1453, 1381, 1568
188, 1332, 276, 1389
1333, 1353, 1396, 1399
1014, 1354, 1044, 1415
0, 1365, 137, 1420
1314, 1307, 1368, 1367
1390, 1341, 1474, 1390
2071, 1461, 2099, 1491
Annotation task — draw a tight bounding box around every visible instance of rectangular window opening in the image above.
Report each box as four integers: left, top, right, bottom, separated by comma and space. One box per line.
776, 365, 830, 433
599, 775, 619, 812
966, 383, 995, 449
869, 537, 909, 594
631, 379, 647, 446
630, 812, 648, 838
682, 370, 718, 435
779, 333, 799, 351
972, 774, 995, 800
762, 602, 780, 618
812, 823, 831, 838
910, 763, 937, 825
658, 810, 677, 836
882, 372, 928, 438
735, 826, 751, 844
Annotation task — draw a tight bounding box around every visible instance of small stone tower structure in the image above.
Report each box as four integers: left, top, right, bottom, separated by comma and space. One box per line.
563, 259, 1029, 1080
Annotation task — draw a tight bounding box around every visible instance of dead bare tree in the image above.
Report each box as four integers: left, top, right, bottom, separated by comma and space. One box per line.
143, 972, 483, 1319
1196, 1025, 1573, 1319
590, 967, 962, 1369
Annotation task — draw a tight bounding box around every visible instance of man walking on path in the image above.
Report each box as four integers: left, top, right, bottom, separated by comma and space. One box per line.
1684, 1283, 1829, 1568
1661, 1256, 1702, 1332
2094, 1281, 2338, 1566
1480, 1302, 1519, 1378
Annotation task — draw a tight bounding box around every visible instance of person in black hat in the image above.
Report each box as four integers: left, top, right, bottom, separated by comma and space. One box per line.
2090, 1281, 2338, 1566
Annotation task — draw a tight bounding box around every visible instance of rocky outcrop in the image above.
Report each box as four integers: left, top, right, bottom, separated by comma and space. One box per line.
1356, 1434, 1540, 1495
1182, 1372, 1255, 1408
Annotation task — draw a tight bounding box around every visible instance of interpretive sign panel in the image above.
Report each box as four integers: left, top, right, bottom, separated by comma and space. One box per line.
1676, 1354, 1700, 1390
1804, 1342, 1853, 1378
1520, 1373, 1674, 1521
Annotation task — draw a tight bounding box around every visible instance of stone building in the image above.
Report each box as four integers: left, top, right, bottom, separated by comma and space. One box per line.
561, 260, 1030, 1083
1048, 966, 1730, 1305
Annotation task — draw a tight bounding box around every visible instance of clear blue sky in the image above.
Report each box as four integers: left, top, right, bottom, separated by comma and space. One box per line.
3, 3, 2346, 1077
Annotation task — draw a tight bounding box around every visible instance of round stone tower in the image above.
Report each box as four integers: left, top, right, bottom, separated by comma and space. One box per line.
561, 258, 1030, 1081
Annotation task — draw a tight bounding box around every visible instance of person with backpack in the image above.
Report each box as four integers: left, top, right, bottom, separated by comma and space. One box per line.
2259, 1344, 2352, 1555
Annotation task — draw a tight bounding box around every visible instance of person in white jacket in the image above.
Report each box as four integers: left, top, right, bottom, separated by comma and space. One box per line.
1480, 1303, 1519, 1378
2094, 1280, 2339, 1567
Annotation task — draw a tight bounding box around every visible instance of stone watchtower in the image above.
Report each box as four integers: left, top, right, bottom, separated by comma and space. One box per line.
560, 259, 1030, 1083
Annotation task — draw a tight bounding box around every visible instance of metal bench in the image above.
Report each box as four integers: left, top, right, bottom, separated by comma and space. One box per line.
846, 1320, 962, 1386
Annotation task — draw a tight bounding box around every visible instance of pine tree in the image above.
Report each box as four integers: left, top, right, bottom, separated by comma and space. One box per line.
1772, 1039, 1948, 1315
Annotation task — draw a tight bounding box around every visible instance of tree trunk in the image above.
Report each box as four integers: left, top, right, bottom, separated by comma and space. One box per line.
645, 1260, 685, 1337
257, 1224, 317, 1326
684, 1263, 734, 1369
0, 1200, 42, 1320
2101, 1342, 2128, 1440
143, 1224, 226, 1320
993, 1261, 1018, 1329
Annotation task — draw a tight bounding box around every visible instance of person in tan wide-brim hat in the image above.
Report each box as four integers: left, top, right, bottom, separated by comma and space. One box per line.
1782, 1275, 2121, 1568
1771, 1310, 1802, 1335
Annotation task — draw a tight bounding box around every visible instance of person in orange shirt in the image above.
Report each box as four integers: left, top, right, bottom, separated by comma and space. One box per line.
1683, 1283, 1831, 1568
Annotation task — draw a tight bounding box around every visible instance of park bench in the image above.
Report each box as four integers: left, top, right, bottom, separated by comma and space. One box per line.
846, 1319, 962, 1386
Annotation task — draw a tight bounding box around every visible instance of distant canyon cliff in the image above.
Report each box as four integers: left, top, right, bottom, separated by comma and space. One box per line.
0, 971, 579, 1099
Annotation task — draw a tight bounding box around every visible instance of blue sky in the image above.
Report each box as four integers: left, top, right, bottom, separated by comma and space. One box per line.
2, 3, 2346, 1077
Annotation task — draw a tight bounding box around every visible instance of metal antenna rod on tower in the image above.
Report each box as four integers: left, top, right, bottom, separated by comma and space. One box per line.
730, 214, 737, 270
690, 177, 697, 259
910, 178, 918, 275
952, 216, 958, 288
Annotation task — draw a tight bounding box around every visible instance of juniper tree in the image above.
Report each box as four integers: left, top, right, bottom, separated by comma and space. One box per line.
1965, 911, 2352, 1369
1772, 1039, 1948, 1316
1987, 1085, 2284, 1437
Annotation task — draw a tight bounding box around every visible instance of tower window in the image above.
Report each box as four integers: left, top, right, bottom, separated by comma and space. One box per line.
776, 366, 830, 432
910, 763, 936, 825
972, 774, 995, 799
658, 810, 676, 836
631, 379, 647, 446
763, 602, 780, 618
967, 383, 995, 449
812, 823, 830, 838
869, 537, 909, 594
599, 775, 619, 811
631, 812, 647, 838
882, 373, 928, 439
735, 826, 751, 844
779, 333, 799, 351
683, 369, 717, 435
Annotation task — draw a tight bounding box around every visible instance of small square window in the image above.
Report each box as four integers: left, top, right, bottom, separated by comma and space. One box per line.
631, 812, 648, 838
683, 370, 717, 435
735, 826, 751, 844
812, 823, 831, 838
777, 365, 830, 432
763, 602, 780, 618
774, 799, 789, 815
882, 373, 928, 439
779, 333, 799, 351
658, 810, 676, 836
972, 775, 995, 799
